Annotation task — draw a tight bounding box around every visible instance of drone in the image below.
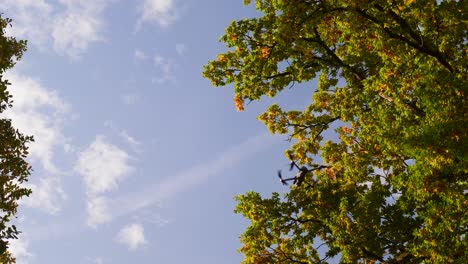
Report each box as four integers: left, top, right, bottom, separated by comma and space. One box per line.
278, 153, 327, 186
277, 162, 308, 186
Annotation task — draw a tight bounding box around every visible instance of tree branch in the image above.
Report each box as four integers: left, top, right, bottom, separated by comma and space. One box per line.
357, 6, 454, 73
310, 27, 426, 117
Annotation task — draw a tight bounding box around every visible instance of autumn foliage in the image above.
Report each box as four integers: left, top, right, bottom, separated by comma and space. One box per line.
204, 0, 467, 263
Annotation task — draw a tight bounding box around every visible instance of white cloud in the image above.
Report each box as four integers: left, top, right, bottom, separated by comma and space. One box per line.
86, 196, 112, 228
137, 0, 179, 29
52, 0, 115, 58
2, 0, 113, 58
2, 0, 53, 48
75, 136, 132, 196
75, 135, 133, 227
52, 13, 101, 59
3, 72, 71, 214
22, 177, 67, 214
5, 73, 70, 173
9, 237, 33, 264
116, 223, 146, 250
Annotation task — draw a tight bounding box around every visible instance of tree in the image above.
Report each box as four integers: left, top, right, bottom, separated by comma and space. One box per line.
203, 0, 467, 263
0, 16, 32, 263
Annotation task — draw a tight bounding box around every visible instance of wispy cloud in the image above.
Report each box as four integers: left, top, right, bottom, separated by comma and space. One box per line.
74, 135, 133, 227
102, 120, 142, 152
132, 209, 169, 227
116, 223, 147, 250
107, 132, 276, 221
152, 54, 176, 83
3, 72, 71, 214
137, 0, 179, 29
119, 130, 142, 153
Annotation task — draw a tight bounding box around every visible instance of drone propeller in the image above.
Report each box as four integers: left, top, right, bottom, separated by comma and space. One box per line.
287, 152, 297, 170
278, 170, 288, 185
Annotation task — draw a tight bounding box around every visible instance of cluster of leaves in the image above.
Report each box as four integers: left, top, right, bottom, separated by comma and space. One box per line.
0, 16, 32, 263
204, 0, 467, 263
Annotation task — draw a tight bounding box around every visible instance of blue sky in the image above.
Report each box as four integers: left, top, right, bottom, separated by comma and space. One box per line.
1, 1, 316, 263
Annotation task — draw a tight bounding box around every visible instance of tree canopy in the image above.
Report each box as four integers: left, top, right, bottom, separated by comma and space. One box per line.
203, 0, 467, 263
0, 16, 32, 263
